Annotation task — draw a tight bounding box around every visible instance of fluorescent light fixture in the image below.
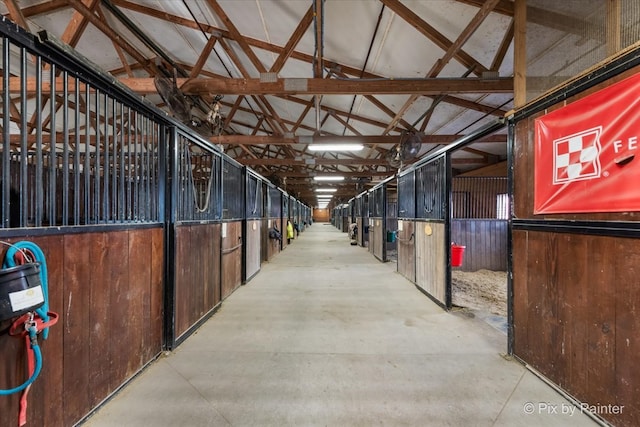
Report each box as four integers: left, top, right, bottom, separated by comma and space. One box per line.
313, 176, 344, 182
315, 188, 337, 192
308, 144, 364, 152
316, 196, 333, 200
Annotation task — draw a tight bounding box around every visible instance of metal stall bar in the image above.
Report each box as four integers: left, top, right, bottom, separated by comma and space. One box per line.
1, 36, 9, 228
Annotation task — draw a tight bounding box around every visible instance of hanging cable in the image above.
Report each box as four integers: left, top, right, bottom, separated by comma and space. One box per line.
343, 4, 386, 136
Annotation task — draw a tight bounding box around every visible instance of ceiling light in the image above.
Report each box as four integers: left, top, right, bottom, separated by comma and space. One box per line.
315, 188, 337, 192
313, 176, 344, 181
317, 196, 333, 199
308, 144, 364, 152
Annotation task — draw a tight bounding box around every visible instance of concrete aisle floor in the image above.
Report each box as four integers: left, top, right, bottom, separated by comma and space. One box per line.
82, 224, 599, 427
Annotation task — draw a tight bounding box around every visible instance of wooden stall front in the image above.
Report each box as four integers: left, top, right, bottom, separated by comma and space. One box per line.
0, 229, 163, 426
414, 221, 447, 304
413, 156, 449, 306
396, 220, 416, 283
511, 63, 640, 426
221, 221, 243, 299
174, 223, 221, 340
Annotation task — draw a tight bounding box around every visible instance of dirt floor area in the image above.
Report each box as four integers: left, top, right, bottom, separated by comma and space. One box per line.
451, 269, 507, 317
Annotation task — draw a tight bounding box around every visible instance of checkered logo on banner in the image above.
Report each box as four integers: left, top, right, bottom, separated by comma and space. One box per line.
553, 127, 602, 185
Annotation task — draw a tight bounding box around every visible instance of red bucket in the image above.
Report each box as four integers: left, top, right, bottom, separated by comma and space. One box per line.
451, 244, 466, 267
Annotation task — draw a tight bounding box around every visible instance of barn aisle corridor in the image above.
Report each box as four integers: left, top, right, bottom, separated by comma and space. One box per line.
82, 224, 597, 427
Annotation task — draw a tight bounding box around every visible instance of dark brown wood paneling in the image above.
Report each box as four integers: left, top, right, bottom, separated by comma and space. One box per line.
614, 239, 640, 427
513, 230, 639, 426
0, 228, 163, 427
397, 220, 415, 283
450, 220, 508, 271
88, 233, 111, 408
221, 221, 242, 300
512, 65, 640, 426
148, 229, 164, 360
62, 233, 93, 424
174, 223, 221, 339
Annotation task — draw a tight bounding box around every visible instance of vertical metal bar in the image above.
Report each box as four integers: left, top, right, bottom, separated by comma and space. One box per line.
94, 90, 101, 223
127, 106, 135, 221
111, 97, 118, 222
84, 83, 90, 224
62, 71, 69, 226
103, 94, 110, 223
1, 37, 9, 228
133, 111, 139, 221
48, 64, 57, 226
118, 102, 125, 222
506, 120, 515, 356
145, 119, 151, 221
444, 153, 452, 309
35, 56, 43, 227
163, 126, 178, 349
152, 122, 159, 221
74, 77, 81, 225
19, 46, 28, 227
140, 116, 146, 221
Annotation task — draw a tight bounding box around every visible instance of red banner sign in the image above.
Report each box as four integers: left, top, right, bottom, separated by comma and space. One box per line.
534, 72, 640, 214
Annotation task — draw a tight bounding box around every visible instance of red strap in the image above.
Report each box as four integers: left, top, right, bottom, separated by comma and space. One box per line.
8, 312, 59, 338
8, 311, 58, 427
18, 333, 33, 427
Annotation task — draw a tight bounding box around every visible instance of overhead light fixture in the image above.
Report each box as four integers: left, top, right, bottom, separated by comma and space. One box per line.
313, 176, 344, 181
317, 196, 333, 199
315, 188, 337, 192
308, 144, 364, 152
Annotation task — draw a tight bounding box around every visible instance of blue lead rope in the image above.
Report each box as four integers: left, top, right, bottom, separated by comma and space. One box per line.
0, 326, 42, 395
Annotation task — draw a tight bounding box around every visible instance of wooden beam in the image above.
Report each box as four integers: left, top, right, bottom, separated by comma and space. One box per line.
513, 0, 526, 108
239, 158, 389, 166
174, 77, 513, 96
4, 0, 30, 30
206, 0, 266, 74
270, 6, 314, 73
213, 134, 506, 145
381, 0, 487, 75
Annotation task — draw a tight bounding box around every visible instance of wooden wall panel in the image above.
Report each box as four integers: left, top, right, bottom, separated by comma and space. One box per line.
511, 64, 640, 426
313, 208, 330, 222
245, 219, 261, 281
0, 228, 163, 427
397, 220, 415, 283
415, 221, 446, 305
221, 221, 242, 300
450, 220, 508, 271
513, 230, 639, 426
174, 223, 221, 339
